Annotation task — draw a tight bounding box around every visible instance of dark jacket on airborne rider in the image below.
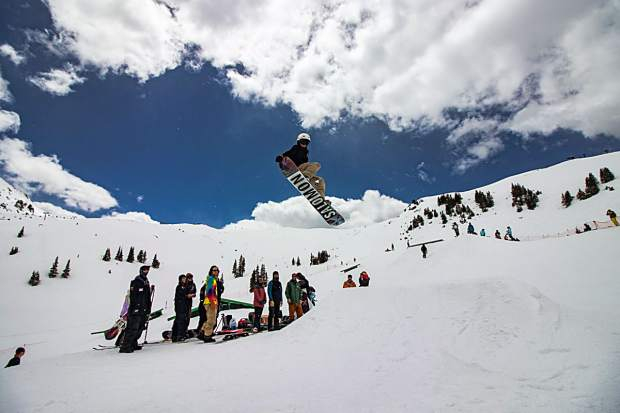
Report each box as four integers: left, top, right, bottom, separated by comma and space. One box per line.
276, 144, 308, 167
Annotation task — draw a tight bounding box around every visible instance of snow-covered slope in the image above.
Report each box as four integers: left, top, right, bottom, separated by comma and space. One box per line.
1, 153, 619, 412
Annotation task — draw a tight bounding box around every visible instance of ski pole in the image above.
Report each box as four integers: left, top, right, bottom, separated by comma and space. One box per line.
142, 284, 156, 344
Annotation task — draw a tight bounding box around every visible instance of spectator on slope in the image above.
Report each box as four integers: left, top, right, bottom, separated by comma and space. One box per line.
275, 132, 326, 198
120, 266, 152, 353
186, 273, 197, 317
359, 271, 370, 286
494, 230, 501, 239
171, 274, 191, 342
268, 271, 283, 331
421, 244, 428, 259
343, 274, 357, 288
506, 226, 515, 241
198, 266, 221, 343
197, 283, 206, 332
285, 274, 304, 322
5, 347, 25, 368
583, 223, 592, 232
607, 209, 618, 226
252, 282, 267, 333
480, 229, 486, 237
452, 222, 460, 237
467, 222, 476, 235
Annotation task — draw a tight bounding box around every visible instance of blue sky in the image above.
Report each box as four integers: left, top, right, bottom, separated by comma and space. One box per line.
0, 0, 618, 227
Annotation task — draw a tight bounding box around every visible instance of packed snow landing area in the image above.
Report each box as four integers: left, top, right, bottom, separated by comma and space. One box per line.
1, 154, 620, 412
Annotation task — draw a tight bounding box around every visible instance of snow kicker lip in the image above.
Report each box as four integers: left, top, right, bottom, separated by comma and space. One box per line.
286, 171, 345, 226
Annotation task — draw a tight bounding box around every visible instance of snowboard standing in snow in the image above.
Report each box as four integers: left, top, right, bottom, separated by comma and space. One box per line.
280, 157, 345, 226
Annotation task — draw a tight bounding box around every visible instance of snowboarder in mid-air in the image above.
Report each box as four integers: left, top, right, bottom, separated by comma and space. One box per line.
276, 133, 326, 198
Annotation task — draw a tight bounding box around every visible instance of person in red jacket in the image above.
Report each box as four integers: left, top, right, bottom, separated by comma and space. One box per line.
252, 284, 267, 333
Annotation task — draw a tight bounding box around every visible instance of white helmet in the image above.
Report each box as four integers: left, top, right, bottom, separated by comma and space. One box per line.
297, 132, 311, 143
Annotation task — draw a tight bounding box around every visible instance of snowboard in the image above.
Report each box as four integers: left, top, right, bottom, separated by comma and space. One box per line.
280, 157, 345, 226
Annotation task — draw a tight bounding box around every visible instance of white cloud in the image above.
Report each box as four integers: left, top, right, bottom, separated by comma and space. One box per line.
0, 138, 118, 212
28, 64, 86, 96
227, 190, 406, 229
0, 110, 21, 133
416, 162, 435, 184
0, 69, 13, 103
102, 211, 159, 224
0, 44, 26, 65
33, 201, 85, 219
136, 195, 144, 203
454, 136, 505, 174
42, 0, 619, 147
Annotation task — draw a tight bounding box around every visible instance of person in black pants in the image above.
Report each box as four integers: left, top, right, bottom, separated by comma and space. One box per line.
171, 274, 190, 342
185, 273, 197, 334
267, 271, 283, 331
120, 266, 152, 353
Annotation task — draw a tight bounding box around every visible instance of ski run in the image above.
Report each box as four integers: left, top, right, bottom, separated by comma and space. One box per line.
1, 152, 620, 412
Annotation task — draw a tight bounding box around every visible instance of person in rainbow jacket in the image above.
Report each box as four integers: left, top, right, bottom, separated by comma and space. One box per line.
198, 265, 220, 343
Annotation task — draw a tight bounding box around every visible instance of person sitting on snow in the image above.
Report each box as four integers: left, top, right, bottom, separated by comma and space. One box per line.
467, 222, 476, 234
359, 271, 370, 287
343, 275, 357, 288
276, 133, 326, 198
495, 230, 501, 239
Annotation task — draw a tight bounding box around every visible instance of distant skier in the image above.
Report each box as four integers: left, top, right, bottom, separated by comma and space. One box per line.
607, 209, 618, 226
494, 230, 501, 239
421, 243, 427, 258
5, 347, 25, 368
267, 271, 283, 331
343, 275, 357, 288
171, 274, 190, 342
506, 226, 515, 241
359, 271, 370, 287
452, 222, 460, 237
119, 266, 152, 353
285, 274, 304, 321
480, 229, 486, 237
583, 222, 592, 232
252, 282, 267, 333
198, 266, 221, 343
275, 132, 326, 198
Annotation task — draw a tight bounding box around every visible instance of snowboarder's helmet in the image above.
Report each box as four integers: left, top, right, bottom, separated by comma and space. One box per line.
297, 132, 311, 143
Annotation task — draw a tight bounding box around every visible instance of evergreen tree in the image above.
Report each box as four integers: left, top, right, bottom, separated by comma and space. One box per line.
238, 255, 246, 277
29, 271, 40, 286
127, 247, 135, 263
102, 248, 111, 261
61, 260, 71, 278
600, 167, 615, 184
291, 257, 295, 266
561, 191, 573, 207
486, 192, 494, 208
151, 254, 160, 269
233, 259, 238, 277
585, 173, 599, 197
17, 226, 24, 238
139, 250, 147, 264
296, 257, 301, 266
48, 256, 59, 278
9, 246, 18, 255
440, 212, 448, 225
576, 189, 587, 200
115, 247, 123, 262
